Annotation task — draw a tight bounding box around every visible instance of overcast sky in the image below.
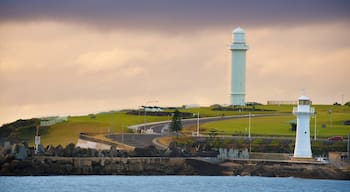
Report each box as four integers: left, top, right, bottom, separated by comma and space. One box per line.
1, 0, 350, 124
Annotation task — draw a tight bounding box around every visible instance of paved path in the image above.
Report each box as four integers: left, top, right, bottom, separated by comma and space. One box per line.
108, 113, 293, 149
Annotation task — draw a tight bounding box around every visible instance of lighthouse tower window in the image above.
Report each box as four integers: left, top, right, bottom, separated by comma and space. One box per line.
299, 100, 311, 105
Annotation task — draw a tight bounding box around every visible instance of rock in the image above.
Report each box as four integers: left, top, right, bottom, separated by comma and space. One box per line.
1, 142, 12, 157
22, 141, 29, 149
11, 144, 17, 154
98, 151, 105, 157
110, 146, 117, 157
4, 141, 11, 150
37, 144, 45, 153
26, 147, 34, 157
44, 145, 55, 156
64, 143, 75, 157
55, 145, 64, 156
72, 146, 81, 157
79, 148, 88, 157
15, 144, 27, 160
240, 148, 249, 159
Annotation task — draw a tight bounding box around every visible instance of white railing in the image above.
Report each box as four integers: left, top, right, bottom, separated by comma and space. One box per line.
293, 107, 315, 115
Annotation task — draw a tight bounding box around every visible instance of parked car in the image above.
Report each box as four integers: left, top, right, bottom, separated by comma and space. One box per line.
328, 136, 343, 142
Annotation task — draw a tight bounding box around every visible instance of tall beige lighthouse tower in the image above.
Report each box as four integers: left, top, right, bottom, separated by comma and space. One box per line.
230, 27, 248, 106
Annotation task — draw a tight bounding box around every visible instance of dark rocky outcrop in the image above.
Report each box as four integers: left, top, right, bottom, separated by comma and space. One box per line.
1, 142, 349, 179
0, 156, 349, 180
223, 160, 350, 180
0, 157, 195, 176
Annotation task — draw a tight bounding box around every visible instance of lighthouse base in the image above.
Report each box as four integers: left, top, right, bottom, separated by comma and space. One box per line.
290, 157, 315, 162
231, 93, 245, 106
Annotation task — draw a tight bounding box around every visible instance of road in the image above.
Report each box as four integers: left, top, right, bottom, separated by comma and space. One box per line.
108, 113, 294, 149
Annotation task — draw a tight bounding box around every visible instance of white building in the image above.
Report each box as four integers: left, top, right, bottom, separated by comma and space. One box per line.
230, 27, 249, 106
142, 106, 163, 112
40, 116, 68, 127
293, 95, 315, 159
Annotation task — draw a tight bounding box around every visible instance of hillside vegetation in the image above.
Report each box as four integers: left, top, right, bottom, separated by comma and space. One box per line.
1, 104, 349, 146
199, 105, 350, 137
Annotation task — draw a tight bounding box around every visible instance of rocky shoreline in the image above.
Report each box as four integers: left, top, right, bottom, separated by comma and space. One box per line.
1, 156, 349, 180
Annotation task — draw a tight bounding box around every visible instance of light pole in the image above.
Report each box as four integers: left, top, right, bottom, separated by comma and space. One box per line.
314, 113, 317, 140
328, 109, 333, 129
197, 112, 200, 136
248, 112, 251, 139
122, 124, 125, 143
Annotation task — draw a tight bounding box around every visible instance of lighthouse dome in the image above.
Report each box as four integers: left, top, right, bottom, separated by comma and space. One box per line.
232, 27, 246, 43
298, 95, 310, 101
233, 27, 245, 34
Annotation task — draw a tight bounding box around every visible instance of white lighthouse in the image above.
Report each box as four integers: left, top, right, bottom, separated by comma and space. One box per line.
293, 95, 315, 159
230, 27, 248, 106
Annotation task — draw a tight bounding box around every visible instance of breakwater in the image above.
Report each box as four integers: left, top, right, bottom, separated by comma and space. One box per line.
1, 156, 349, 180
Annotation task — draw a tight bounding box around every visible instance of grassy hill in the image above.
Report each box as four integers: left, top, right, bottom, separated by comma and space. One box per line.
199, 105, 350, 138
1, 105, 349, 146
39, 112, 170, 146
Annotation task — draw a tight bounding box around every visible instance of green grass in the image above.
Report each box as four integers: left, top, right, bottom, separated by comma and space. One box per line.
174, 105, 290, 117
21, 105, 349, 146
200, 105, 350, 138
35, 112, 170, 146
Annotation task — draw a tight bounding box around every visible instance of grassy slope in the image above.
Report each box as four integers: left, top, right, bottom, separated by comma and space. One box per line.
37, 112, 170, 146
174, 105, 292, 117
200, 105, 350, 138
20, 105, 349, 146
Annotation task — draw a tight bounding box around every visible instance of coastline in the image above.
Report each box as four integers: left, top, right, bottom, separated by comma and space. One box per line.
1, 156, 349, 180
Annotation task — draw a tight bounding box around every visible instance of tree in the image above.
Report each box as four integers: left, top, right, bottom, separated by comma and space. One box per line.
170, 109, 182, 134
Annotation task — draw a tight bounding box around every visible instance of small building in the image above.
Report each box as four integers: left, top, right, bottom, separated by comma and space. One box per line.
40, 116, 68, 127
184, 104, 200, 109
267, 100, 297, 105
328, 152, 348, 163
141, 106, 163, 112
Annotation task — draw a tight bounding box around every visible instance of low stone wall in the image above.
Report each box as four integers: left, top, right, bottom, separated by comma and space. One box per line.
250, 152, 290, 160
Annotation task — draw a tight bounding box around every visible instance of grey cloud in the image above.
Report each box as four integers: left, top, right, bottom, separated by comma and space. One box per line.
1, 0, 349, 31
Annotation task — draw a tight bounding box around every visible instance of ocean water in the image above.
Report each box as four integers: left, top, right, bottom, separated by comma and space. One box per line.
0, 176, 349, 192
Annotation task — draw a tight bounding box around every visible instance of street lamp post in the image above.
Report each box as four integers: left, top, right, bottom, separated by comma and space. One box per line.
248, 112, 251, 139
197, 112, 200, 136
314, 113, 317, 141
122, 124, 125, 143
328, 109, 333, 129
